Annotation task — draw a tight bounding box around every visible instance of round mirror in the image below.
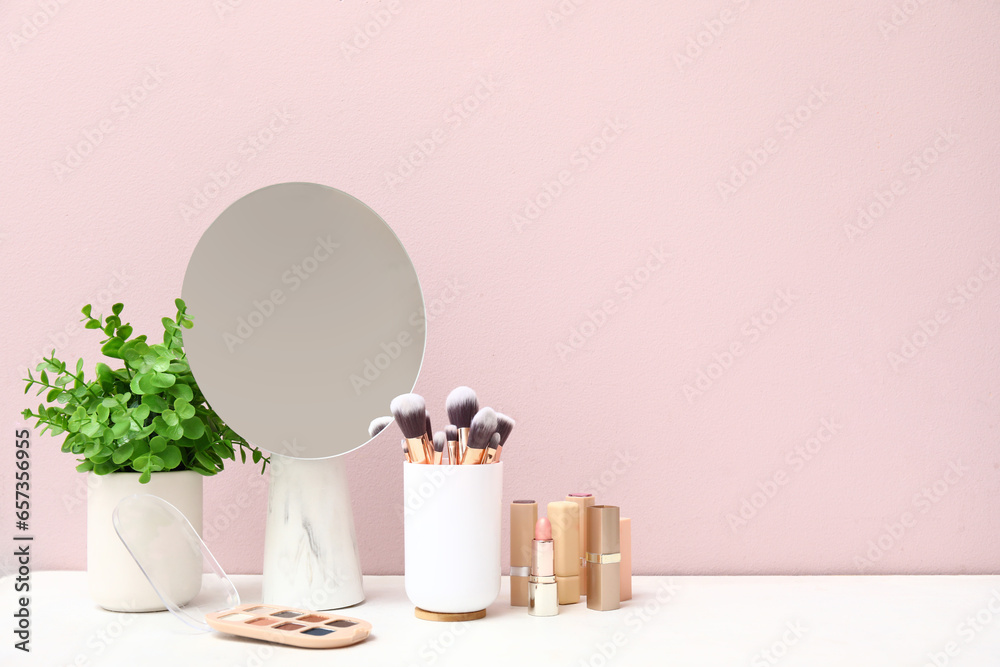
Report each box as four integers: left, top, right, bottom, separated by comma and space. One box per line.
181, 182, 425, 459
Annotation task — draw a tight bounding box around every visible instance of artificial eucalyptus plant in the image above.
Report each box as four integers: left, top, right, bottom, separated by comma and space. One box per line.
22, 299, 268, 483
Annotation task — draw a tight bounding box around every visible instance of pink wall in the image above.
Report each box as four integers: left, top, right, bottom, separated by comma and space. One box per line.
2, 1, 999, 577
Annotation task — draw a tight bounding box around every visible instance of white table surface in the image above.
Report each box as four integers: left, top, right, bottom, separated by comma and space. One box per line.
3, 572, 1000, 666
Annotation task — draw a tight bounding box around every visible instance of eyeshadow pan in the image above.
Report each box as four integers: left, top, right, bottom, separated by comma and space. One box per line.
274, 622, 306, 631
326, 619, 357, 628
219, 613, 254, 622
271, 611, 302, 618
303, 627, 334, 636
296, 614, 328, 623
243, 606, 277, 613
246, 617, 278, 626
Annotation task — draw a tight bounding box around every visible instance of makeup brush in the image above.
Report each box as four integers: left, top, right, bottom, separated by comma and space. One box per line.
445, 425, 459, 465
485, 432, 501, 463
446, 386, 478, 460
390, 393, 432, 464
432, 431, 446, 465
425, 413, 433, 441
401, 439, 411, 463
461, 407, 497, 465
368, 416, 393, 438
487, 412, 515, 463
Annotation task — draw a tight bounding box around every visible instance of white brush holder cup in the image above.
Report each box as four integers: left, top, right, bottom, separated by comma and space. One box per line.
403, 462, 502, 619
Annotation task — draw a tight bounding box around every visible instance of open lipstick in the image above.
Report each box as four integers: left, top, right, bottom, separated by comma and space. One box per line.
528, 517, 557, 617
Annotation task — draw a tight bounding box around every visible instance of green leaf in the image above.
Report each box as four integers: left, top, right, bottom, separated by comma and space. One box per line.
142, 394, 168, 412
111, 420, 130, 438
115, 324, 133, 340
101, 337, 124, 358
150, 372, 176, 388
148, 455, 165, 471
95, 404, 110, 421
252, 449, 262, 463
85, 319, 101, 329
133, 454, 150, 469
76, 460, 94, 472
82, 304, 92, 317
195, 450, 218, 471
168, 384, 193, 402
112, 303, 123, 315
181, 418, 204, 439
46, 388, 61, 402
91, 448, 113, 464
149, 435, 167, 454
94, 461, 116, 475
80, 421, 101, 437
174, 399, 195, 420
133, 404, 150, 422
139, 470, 151, 484
76, 358, 84, 375
175, 298, 185, 311
84, 440, 102, 458
130, 373, 155, 395
160, 445, 182, 470
112, 443, 133, 464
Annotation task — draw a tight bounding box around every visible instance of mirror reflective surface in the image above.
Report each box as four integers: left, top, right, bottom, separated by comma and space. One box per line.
182, 182, 424, 459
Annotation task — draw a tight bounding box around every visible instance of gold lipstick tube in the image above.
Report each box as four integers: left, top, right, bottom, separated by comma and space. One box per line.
585, 505, 621, 611
510, 500, 537, 606
529, 538, 557, 616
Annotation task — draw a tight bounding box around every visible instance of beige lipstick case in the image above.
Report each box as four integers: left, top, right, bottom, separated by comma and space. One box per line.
548, 501, 581, 604
565, 493, 595, 595
510, 500, 537, 606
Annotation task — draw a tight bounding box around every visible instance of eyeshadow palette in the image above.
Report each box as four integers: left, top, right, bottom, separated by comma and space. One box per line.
205, 604, 372, 649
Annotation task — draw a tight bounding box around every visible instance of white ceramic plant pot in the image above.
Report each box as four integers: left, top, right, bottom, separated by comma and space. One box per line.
87, 470, 203, 611
404, 462, 502, 615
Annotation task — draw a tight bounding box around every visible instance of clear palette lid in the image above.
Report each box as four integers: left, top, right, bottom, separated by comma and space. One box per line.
113, 494, 239, 631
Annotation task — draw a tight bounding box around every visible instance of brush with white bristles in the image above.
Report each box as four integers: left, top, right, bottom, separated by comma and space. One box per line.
461, 407, 497, 465
446, 386, 478, 460
368, 416, 393, 438
432, 431, 446, 465
391, 393, 432, 464
487, 412, 514, 463
445, 425, 459, 465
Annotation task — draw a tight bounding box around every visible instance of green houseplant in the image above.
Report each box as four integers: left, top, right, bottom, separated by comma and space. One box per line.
22, 298, 268, 482
22, 298, 268, 611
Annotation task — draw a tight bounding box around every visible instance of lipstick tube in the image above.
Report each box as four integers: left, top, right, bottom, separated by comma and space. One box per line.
585, 505, 620, 611
565, 493, 595, 595
620, 517, 632, 601
509, 500, 537, 606
547, 501, 580, 604
529, 520, 557, 617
